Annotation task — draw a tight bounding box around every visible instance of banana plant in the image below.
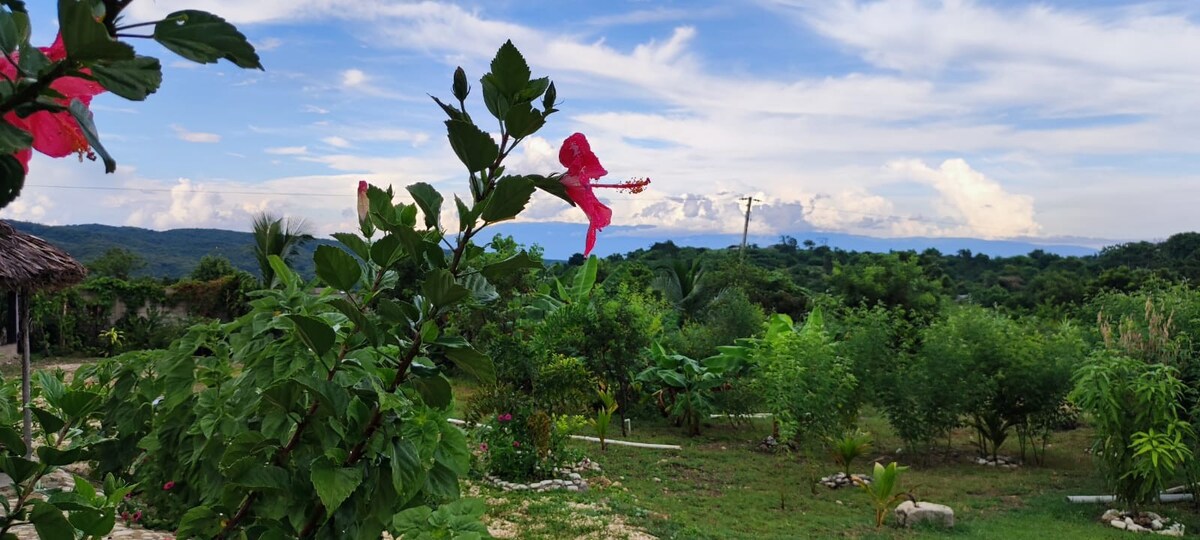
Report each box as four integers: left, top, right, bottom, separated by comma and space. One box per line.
636, 343, 737, 436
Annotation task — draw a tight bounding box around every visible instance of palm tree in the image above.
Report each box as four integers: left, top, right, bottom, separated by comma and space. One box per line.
252, 212, 313, 286
652, 258, 706, 319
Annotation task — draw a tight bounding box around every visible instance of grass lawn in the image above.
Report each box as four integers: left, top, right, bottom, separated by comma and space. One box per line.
471, 408, 1200, 539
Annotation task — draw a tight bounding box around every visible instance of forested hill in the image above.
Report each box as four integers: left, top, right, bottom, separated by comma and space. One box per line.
7, 221, 333, 279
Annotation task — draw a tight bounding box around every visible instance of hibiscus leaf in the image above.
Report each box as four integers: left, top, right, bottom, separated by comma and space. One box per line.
505, 103, 544, 139
479, 75, 510, 124
0, 120, 31, 154
481, 175, 535, 223
406, 182, 444, 229
480, 252, 543, 281
310, 459, 363, 517
529, 173, 574, 206
89, 56, 162, 101
0, 1, 26, 14
67, 99, 116, 173
410, 374, 452, 409
422, 269, 470, 310
313, 244, 362, 291
57, 0, 133, 62
442, 345, 496, 384
429, 95, 467, 122
488, 40, 530, 98
17, 41, 48, 77
445, 120, 498, 173
154, 10, 263, 70
0, 10, 20, 53
0, 153, 24, 210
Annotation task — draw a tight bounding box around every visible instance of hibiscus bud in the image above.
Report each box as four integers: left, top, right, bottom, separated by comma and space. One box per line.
453, 67, 470, 102
357, 180, 370, 224
543, 81, 557, 112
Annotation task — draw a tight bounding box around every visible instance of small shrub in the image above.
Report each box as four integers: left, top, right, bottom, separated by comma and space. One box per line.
829, 431, 873, 475
855, 462, 910, 529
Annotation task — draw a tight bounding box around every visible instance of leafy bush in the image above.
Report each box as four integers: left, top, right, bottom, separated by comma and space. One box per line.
471, 408, 580, 482
738, 309, 859, 444
830, 431, 873, 475
637, 343, 739, 435
1073, 351, 1194, 510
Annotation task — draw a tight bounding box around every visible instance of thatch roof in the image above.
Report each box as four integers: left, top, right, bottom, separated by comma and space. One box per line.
0, 220, 87, 292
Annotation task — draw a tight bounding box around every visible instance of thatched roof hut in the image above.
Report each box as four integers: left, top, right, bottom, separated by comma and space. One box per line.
0, 219, 87, 454
0, 220, 87, 291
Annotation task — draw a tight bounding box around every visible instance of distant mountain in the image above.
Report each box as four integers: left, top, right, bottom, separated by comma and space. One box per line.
488, 223, 1104, 259
6, 220, 1105, 280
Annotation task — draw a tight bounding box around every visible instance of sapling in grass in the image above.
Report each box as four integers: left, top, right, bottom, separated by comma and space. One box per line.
591, 385, 619, 451
830, 430, 873, 476
854, 461, 910, 528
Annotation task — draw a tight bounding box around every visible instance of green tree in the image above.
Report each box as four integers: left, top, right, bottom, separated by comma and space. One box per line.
189, 254, 239, 281
87, 247, 146, 280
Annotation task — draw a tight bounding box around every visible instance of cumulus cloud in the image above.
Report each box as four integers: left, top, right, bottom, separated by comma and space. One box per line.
887, 159, 1041, 239
341, 69, 368, 88
322, 136, 352, 148
171, 125, 221, 144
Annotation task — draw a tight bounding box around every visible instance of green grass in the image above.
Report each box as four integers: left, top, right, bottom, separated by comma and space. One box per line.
471, 411, 1200, 539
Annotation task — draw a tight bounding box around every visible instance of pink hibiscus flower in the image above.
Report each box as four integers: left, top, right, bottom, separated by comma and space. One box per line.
357, 180, 370, 223
558, 133, 649, 256
1, 34, 106, 171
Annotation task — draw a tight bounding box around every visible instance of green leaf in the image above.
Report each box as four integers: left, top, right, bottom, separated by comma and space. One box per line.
479, 75, 510, 123
58, 390, 102, 418
310, 459, 363, 517
455, 195, 478, 231
369, 234, 403, 267
407, 182, 444, 229
88, 56, 162, 101
0, 120, 31, 155
16, 41, 48, 77
286, 314, 335, 357
0, 153, 22, 209
445, 120, 498, 173
0, 455, 38, 484
531, 174, 573, 206
424, 461, 460, 500
443, 346, 495, 384
29, 500, 73, 540
314, 244, 361, 291
488, 40, 531, 97
518, 77, 551, 102
461, 274, 498, 304
328, 298, 378, 345
31, 407, 64, 435
36, 446, 84, 466
0, 426, 24, 455
234, 465, 290, 490
68, 507, 114, 537
332, 233, 370, 261
422, 269, 470, 310
67, 99, 115, 173
177, 506, 222, 539
411, 375, 452, 408
0, 10, 19, 53
153, 10, 263, 69
388, 439, 423, 501
481, 251, 543, 281
58, 0, 134, 62
482, 176, 535, 223
430, 95, 467, 122
505, 102, 545, 139
435, 422, 471, 476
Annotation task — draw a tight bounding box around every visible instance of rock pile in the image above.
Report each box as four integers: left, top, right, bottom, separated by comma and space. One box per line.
1101, 509, 1185, 537
817, 472, 870, 489
974, 455, 1020, 469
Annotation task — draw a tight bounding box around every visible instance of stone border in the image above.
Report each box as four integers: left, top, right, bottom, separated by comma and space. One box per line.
1102, 509, 1185, 537
483, 458, 600, 494
818, 472, 870, 489
974, 455, 1021, 469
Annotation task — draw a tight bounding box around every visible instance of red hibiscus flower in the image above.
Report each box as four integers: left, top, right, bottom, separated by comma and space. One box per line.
0, 34, 106, 171
558, 133, 649, 256
357, 180, 370, 223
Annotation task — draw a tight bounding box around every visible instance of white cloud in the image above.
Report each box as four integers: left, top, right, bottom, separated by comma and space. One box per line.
265, 146, 309, 155
341, 69, 368, 88
887, 158, 1041, 239
303, 105, 330, 114
322, 136, 352, 148
256, 37, 284, 51
171, 125, 221, 144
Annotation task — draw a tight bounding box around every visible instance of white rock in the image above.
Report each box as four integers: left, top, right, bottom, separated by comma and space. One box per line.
1112, 519, 1127, 530
1129, 523, 1147, 533
569, 473, 582, 481
1152, 519, 1164, 530
894, 501, 955, 528
567, 485, 580, 492
1101, 509, 1122, 522
653, 477, 662, 483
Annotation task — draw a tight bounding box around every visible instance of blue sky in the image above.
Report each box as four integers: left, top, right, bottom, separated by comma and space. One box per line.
5, 0, 1200, 250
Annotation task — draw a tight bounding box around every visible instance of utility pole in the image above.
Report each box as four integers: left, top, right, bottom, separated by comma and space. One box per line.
739, 196, 760, 260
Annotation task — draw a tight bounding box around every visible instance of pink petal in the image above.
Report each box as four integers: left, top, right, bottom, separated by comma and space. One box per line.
26, 110, 88, 158
561, 173, 612, 257
41, 34, 67, 63
558, 133, 607, 181
50, 75, 105, 103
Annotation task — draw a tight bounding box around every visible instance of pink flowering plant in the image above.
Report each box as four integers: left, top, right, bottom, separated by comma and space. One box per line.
0, 0, 262, 209
470, 407, 582, 482
50, 39, 635, 539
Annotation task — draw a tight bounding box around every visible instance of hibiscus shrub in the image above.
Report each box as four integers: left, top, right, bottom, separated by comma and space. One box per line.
0, 1, 261, 209
471, 409, 582, 482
